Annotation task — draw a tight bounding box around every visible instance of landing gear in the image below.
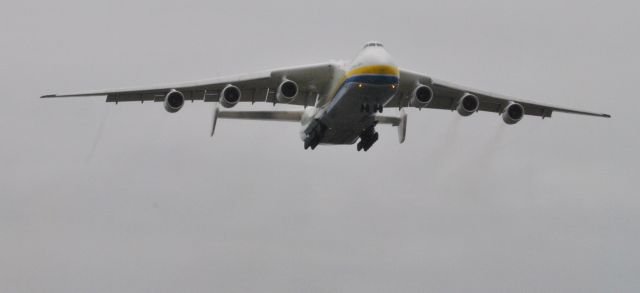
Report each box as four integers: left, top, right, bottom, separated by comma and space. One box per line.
303, 119, 327, 150
357, 123, 379, 152
361, 103, 383, 114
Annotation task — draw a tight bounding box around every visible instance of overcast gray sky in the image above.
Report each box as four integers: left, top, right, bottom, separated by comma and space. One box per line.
1, 0, 639, 292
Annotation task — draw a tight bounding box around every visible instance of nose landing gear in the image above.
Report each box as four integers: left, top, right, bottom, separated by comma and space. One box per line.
361, 103, 384, 114
357, 123, 379, 152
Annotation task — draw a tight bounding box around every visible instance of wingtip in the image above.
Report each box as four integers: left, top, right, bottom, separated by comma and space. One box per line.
603, 114, 612, 118
40, 94, 56, 98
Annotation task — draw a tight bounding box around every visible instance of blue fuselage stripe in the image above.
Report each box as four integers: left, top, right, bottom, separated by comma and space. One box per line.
344, 75, 399, 85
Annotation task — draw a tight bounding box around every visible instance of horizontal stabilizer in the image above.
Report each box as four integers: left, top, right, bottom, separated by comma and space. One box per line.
211, 108, 304, 138
218, 111, 304, 122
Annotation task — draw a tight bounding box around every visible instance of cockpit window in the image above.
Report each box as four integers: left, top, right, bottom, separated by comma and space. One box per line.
364, 42, 384, 48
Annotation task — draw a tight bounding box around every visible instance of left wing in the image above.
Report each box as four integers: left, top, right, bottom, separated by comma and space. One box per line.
41, 62, 339, 107
389, 69, 611, 119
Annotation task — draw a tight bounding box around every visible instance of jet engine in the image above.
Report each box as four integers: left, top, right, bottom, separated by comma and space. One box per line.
164, 89, 185, 113
219, 85, 241, 108
457, 93, 479, 116
409, 84, 434, 108
276, 79, 299, 103
502, 102, 525, 125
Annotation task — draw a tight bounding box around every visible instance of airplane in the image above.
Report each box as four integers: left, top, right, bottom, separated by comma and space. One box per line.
42, 41, 611, 151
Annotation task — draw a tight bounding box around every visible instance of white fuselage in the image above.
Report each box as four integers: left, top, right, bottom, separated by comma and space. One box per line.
300, 43, 400, 144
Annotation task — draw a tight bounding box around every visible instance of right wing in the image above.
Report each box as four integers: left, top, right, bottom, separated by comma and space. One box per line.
390, 69, 611, 119
41, 62, 340, 107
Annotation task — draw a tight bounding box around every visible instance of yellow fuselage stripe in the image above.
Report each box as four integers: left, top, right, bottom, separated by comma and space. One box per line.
324, 65, 399, 105
345, 65, 399, 78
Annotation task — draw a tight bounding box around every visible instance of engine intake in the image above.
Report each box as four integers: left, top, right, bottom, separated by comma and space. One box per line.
457, 93, 479, 116
502, 102, 525, 125
277, 79, 299, 103
164, 90, 185, 113
409, 84, 434, 108
220, 85, 241, 108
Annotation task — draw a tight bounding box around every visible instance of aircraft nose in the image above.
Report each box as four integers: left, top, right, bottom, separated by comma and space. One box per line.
358, 46, 396, 68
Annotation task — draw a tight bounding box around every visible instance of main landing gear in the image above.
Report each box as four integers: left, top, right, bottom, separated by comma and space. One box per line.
357, 123, 379, 152
304, 119, 327, 150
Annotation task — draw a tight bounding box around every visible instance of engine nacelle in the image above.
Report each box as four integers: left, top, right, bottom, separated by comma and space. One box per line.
219, 84, 241, 108
164, 90, 185, 113
276, 79, 299, 103
457, 93, 479, 116
502, 102, 525, 125
409, 84, 434, 108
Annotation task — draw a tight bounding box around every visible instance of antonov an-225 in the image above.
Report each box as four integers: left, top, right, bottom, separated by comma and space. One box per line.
42, 42, 610, 151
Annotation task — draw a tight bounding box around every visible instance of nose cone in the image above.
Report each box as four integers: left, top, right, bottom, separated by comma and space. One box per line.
354, 41, 396, 68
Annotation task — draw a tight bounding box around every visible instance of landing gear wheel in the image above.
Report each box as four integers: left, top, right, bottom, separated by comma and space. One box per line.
303, 119, 327, 150
362, 133, 378, 152
357, 123, 379, 152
